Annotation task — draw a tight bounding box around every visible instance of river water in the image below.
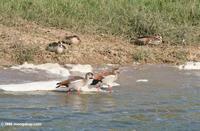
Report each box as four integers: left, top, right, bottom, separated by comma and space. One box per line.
0, 65, 199, 130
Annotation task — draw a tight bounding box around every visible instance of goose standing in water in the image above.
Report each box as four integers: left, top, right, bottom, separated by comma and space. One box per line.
91, 67, 120, 93
56, 72, 94, 94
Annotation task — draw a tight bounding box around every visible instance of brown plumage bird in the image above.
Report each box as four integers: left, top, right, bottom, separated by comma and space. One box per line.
62, 35, 81, 45
56, 76, 83, 88
56, 72, 94, 94
91, 67, 120, 92
46, 41, 66, 54
132, 35, 163, 45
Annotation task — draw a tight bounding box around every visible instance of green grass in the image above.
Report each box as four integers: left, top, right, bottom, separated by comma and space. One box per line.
133, 47, 155, 63
132, 46, 189, 64
0, 0, 200, 45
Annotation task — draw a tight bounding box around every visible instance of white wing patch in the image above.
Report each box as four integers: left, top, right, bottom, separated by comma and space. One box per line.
70, 79, 83, 84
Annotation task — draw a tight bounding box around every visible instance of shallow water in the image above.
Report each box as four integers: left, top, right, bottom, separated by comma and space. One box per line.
0, 65, 200, 130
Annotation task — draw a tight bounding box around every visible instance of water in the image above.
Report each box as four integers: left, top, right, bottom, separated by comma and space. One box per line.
0, 65, 200, 130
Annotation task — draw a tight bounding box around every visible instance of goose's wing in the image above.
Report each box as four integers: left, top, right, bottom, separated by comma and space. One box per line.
56, 80, 70, 88
56, 76, 84, 88
94, 73, 104, 80
92, 71, 113, 86
138, 35, 154, 38
62, 45, 66, 49
49, 42, 58, 47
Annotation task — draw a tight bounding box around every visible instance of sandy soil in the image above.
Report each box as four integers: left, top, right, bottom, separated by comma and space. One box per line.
0, 19, 199, 67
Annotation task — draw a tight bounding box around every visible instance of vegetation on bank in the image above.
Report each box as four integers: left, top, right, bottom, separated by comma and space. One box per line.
11, 44, 39, 64
0, 0, 200, 45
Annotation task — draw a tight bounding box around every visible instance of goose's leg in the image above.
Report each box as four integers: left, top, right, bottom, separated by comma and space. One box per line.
67, 88, 71, 95
97, 85, 100, 92
77, 88, 81, 95
97, 81, 102, 92
108, 85, 112, 93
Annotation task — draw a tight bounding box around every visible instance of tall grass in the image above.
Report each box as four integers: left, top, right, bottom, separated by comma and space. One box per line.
0, 0, 200, 45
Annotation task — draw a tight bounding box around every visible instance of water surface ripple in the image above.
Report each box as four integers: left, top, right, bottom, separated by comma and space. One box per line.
0, 65, 199, 130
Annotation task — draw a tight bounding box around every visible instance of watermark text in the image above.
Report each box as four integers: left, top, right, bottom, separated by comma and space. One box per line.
1, 122, 42, 127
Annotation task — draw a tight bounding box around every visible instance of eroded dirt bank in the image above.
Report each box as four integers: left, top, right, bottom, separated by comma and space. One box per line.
0, 19, 199, 67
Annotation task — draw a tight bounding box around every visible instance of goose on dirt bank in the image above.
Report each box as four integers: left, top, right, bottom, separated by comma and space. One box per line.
56, 72, 94, 94
46, 41, 66, 54
132, 35, 163, 45
91, 67, 120, 92
62, 35, 81, 45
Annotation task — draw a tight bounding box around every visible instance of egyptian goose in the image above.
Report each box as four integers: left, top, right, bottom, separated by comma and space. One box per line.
92, 67, 120, 92
46, 41, 66, 54
133, 35, 162, 45
62, 35, 81, 45
56, 72, 94, 94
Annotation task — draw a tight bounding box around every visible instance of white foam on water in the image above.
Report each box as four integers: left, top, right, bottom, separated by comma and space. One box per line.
11, 62, 70, 77
81, 82, 120, 92
136, 79, 149, 82
0, 81, 119, 92
65, 64, 93, 73
3, 63, 120, 92
0, 81, 67, 92
101, 82, 120, 88
80, 85, 103, 92
178, 62, 200, 70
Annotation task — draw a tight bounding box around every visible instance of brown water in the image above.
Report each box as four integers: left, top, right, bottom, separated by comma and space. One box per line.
0, 65, 200, 131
